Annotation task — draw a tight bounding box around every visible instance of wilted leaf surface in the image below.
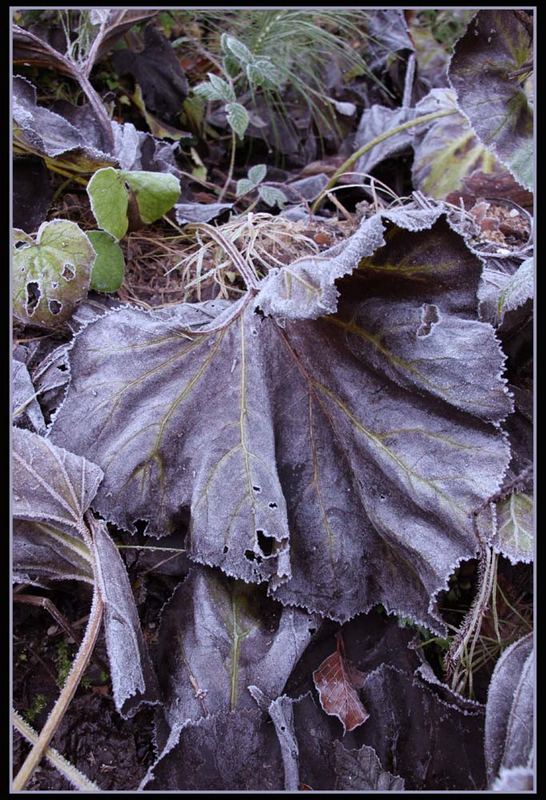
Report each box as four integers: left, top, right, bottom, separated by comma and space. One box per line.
50, 208, 512, 628
13, 219, 96, 328
13, 360, 45, 434
155, 567, 318, 725
484, 633, 533, 784
449, 10, 534, 190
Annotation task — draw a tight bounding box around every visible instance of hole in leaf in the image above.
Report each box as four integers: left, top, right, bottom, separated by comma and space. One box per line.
379, 493, 386, 501
253, 485, 261, 493
51, 281, 58, 289
308, 627, 317, 636
223, 546, 229, 554
62, 264, 76, 281
417, 303, 440, 337
268, 502, 278, 509
48, 299, 62, 315
244, 549, 262, 564
25, 282, 41, 315
15, 241, 28, 250
256, 530, 275, 556
132, 519, 149, 535
58, 364, 68, 372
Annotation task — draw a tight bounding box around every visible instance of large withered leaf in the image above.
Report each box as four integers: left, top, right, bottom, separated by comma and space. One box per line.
13, 359, 45, 434
449, 10, 534, 191
313, 636, 369, 733
484, 633, 534, 785
155, 566, 318, 726
49, 208, 511, 628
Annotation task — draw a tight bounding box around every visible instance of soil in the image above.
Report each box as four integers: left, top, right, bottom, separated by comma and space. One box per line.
12, 565, 181, 791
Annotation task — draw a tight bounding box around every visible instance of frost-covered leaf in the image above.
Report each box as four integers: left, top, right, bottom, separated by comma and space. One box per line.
194, 82, 222, 103
87, 231, 125, 293
248, 163, 267, 186
491, 765, 534, 791
13, 219, 95, 328
141, 710, 284, 790
88, 514, 160, 717
174, 202, 232, 225
50, 209, 511, 629
122, 169, 180, 224
333, 741, 404, 791
12, 360, 45, 434
485, 633, 534, 785
13, 426, 103, 532
348, 665, 486, 789
497, 257, 533, 321
13, 76, 116, 171
493, 493, 533, 562
449, 10, 534, 190
225, 102, 249, 139
13, 519, 94, 586
87, 167, 129, 240
258, 185, 287, 208
313, 636, 369, 733
155, 567, 317, 726
236, 178, 255, 197
221, 33, 253, 65
246, 59, 282, 89
411, 89, 497, 200
354, 105, 415, 177
208, 73, 236, 103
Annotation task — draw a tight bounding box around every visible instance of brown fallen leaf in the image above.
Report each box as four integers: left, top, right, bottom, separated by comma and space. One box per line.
312, 632, 369, 733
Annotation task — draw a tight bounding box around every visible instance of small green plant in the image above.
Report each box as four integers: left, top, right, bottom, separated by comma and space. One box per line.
25, 694, 47, 723
236, 164, 287, 210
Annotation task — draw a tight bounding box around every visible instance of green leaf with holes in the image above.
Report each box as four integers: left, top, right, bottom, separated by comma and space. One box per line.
88, 230, 125, 293
12, 219, 95, 328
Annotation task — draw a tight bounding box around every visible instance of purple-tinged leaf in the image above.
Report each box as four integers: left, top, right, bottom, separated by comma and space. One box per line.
13, 360, 45, 434
484, 633, 534, 784
449, 10, 534, 190
174, 202, 233, 225
155, 567, 318, 726
88, 514, 160, 717
49, 209, 511, 629
333, 740, 405, 791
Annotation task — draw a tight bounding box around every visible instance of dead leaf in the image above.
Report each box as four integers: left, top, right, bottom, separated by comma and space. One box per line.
313, 633, 369, 733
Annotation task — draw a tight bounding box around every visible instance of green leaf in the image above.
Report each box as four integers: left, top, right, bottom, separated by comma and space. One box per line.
221, 33, 253, 66
449, 10, 534, 190
236, 178, 255, 197
87, 230, 125, 293
248, 164, 267, 186
13, 219, 95, 328
208, 73, 236, 103
494, 492, 533, 562
87, 167, 129, 241
121, 170, 180, 225
225, 102, 249, 139
246, 59, 282, 89
258, 185, 287, 208
193, 81, 222, 102
497, 257, 533, 321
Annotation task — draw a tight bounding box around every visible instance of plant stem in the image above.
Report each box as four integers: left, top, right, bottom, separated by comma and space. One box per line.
311, 108, 456, 213
12, 709, 100, 791
12, 588, 104, 791
218, 128, 237, 204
